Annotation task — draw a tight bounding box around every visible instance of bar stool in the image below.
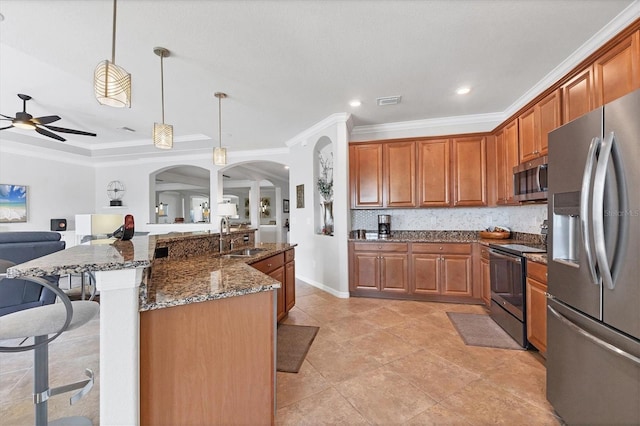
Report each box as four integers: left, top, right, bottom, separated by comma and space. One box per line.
0, 270, 100, 426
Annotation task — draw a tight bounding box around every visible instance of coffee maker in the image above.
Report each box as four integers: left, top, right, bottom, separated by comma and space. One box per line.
378, 214, 391, 239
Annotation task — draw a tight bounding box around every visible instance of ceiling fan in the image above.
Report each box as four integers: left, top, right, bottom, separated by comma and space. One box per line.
0, 94, 97, 142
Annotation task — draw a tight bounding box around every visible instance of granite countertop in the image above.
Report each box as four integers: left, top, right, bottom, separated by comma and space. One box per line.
6, 231, 295, 312
349, 230, 546, 247
525, 253, 548, 265
6, 236, 155, 278
140, 242, 295, 312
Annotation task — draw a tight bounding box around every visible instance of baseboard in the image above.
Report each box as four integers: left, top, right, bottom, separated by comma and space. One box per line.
296, 275, 349, 299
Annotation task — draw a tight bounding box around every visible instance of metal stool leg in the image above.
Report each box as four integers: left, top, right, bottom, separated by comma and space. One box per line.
34, 335, 48, 426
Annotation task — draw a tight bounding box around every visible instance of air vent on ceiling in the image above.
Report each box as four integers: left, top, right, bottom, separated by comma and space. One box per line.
376, 95, 402, 106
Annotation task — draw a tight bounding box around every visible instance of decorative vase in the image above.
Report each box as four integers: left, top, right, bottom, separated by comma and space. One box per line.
322, 200, 334, 235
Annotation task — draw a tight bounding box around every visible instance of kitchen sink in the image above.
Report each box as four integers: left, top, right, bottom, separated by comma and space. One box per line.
221, 247, 267, 258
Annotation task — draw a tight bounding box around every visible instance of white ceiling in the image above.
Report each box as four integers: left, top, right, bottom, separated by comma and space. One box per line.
0, 0, 637, 161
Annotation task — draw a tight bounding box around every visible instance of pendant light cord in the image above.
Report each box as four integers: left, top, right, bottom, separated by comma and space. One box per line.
160, 53, 165, 123
111, 0, 117, 64
218, 95, 222, 149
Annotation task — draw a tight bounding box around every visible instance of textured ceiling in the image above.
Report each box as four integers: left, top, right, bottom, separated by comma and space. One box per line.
0, 0, 637, 161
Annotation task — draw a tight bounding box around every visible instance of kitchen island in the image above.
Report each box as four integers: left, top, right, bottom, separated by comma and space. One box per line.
7, 231, 294, 425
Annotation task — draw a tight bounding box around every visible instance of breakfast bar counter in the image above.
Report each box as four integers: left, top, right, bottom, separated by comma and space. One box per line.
7, 232, 292, 425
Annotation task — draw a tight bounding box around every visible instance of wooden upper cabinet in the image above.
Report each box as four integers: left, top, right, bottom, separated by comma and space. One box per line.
518, 106, 537, 163
417, 139, 450, 207
537, 89, 562, 156
350, 143, 383, 208
593, 31, 640, 107
495, 129, 507, 204
384, 141, 416, 207
519, 88, 562, 163
562, 66, 595, 123
494, 120, 519, 205
452, 136, 486, 207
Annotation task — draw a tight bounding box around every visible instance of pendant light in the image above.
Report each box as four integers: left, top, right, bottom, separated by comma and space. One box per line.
213, 92, 228, 165
94, 0, 131, 108
152, 47, 173, 149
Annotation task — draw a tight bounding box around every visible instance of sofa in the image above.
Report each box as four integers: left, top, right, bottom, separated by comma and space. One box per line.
0, 231, 66, 316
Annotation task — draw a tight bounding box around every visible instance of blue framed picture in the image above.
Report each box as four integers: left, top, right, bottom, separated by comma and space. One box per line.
0, 184, 28, 223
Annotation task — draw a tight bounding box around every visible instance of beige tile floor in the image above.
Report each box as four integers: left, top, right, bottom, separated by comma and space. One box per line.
0, 280, 561, 425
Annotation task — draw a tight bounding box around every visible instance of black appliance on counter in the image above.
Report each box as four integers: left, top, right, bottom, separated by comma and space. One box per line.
378, 215, 391, 239
489, 243, 546, 348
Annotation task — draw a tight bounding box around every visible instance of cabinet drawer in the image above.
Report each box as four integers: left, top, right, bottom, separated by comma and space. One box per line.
527, 260, 547, 284
284, 249, 295, 263
411, 243, 471, 254
251, 253, 285, 274
352, 242, 408, 252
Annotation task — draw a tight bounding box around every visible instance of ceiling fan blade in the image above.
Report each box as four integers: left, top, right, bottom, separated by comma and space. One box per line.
36, 126, 66, 142
33, 115, 61, 125
0, 114, 15, 119
43, 125, 96, 137
0, 125, 14, 130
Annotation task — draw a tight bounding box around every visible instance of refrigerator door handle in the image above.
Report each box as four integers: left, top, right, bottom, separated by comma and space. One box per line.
593, 132, 615, 290
548, 305, 640, 366
580, 136, 600, 285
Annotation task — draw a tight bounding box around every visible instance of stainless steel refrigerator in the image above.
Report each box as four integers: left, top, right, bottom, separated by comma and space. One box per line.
547, 88, 640, 424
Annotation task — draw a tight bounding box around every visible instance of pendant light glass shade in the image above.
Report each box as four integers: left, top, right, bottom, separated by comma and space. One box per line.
213, 147, 227, 165
94, 0, 131, 108
153, 123, 173, 149
152, 47, 173, 149
213, 92, 228, 165
94, 60, 131, 108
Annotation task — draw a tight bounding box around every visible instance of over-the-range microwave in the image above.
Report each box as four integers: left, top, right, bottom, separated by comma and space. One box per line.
513, 155, 548, 202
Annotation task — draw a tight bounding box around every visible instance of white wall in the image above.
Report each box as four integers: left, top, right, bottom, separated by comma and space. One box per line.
288, 114, 351, 298
93, 150, 290, 235
0, 146, 95, 233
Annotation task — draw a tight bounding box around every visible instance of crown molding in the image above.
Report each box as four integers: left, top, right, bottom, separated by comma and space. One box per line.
503, 0, 640, 119
351, 2, 640, 140
285, 113, 352, 147
350, 112, 505, 139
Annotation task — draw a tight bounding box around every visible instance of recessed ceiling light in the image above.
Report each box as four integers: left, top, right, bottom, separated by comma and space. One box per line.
284, 165, 290, 170
456, 86, 471, 95
349, 100, 362, 107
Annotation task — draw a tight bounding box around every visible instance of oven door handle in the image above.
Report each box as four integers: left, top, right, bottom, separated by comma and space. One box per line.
489, 249, 521, 263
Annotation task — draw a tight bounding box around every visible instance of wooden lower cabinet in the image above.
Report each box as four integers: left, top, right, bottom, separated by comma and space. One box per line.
526, 260, 548, 356
140, 290, 275, 425
480, 246, 491, 306
350, 242, 409, 295
350, 241, 479, 303
285, 259, 296, 312
411, 243, 473, 299
251, 249, 295, 322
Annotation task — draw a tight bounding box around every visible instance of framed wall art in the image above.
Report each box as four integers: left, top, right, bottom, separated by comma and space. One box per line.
0, 184, 28, 223
296, 184, 304, 208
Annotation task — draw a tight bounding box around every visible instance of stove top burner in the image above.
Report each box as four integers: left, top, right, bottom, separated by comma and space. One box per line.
490, 243, 546, 256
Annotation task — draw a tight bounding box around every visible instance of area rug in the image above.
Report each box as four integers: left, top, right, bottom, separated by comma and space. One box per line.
446, 312, 523, 350
276, 324, 319, 373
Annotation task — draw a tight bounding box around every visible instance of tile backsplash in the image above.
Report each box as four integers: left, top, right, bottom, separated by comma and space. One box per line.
351, 204, 548, 235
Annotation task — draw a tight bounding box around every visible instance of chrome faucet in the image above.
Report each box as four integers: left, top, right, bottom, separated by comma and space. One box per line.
220, 216, 230, 235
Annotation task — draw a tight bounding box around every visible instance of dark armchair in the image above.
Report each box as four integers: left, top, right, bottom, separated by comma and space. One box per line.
0, 231, 66, 316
